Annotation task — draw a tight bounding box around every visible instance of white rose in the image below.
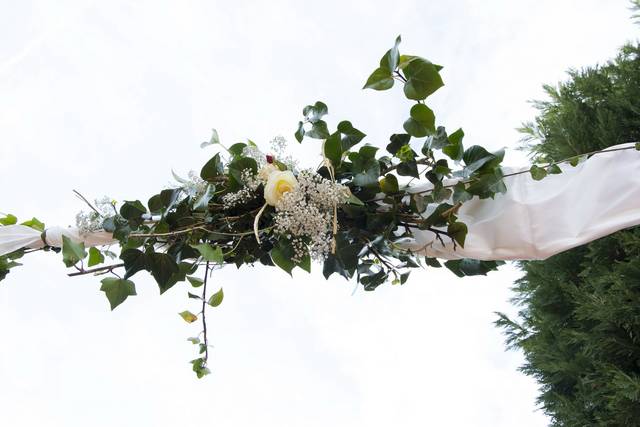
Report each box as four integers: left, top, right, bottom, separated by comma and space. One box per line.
264, 171, 297, 206
258, 163, 279, 182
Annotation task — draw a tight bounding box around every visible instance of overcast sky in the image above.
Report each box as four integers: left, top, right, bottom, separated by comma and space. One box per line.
0, 1, 637, 426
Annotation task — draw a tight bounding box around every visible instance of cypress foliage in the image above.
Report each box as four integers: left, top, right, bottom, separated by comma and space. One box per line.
497, 43, 640, 425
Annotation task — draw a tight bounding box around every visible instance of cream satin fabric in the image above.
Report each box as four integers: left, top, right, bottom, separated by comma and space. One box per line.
1, 143, 638, 261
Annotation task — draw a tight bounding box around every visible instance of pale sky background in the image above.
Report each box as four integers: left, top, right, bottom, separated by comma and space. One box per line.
0, 1, 637, 426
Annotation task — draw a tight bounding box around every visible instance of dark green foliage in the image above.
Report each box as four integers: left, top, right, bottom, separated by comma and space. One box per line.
498, 41, 640, 425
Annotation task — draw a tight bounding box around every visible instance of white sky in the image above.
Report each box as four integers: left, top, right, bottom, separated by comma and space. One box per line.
0, 1, 637, 426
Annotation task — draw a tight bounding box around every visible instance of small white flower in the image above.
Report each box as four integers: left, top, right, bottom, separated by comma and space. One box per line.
264, 171, 297, 206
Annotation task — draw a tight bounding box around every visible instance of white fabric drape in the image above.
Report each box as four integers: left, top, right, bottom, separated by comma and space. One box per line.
403, 143, 640, 260
0, 143, 638, 261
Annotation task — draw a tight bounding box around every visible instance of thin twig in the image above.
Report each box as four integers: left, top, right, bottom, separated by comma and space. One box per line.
202, 261, 210, 366
73, 190, 101, 215
67, 262, 124, 277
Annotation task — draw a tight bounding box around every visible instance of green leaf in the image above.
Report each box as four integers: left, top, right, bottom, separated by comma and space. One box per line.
387, 134, 411, 155
192, 184, 215, 211
403, 103, 435, 137
0, 214, 17, 226
88, 247, 105, 267
188, 292, 201, 299
443, 128, 464, 161
303, 101, 328, 123
295, 121, 305, 143
20, 217, 45, 232
324, 132, 343, 166
120, 200, 146, 226
100, 277, 136, 310
179, 311, 198, 323
187, 275, 204, 287
337, 121, 366, 151
191, 244, 224, 263
403, 57, 444, 100
271, 246, 295, 275
547, 164, 562, 175
306, 120, 330, 139
530, 165, 548, 181
187, 337, 201, 344
120, 248, 148, 279
380, 174, 399, 194
635, 142, 640, 151
380, 35, 401, 71
147, 252, 180, 293
62, 236, 87, 267
190, 357, 210, 379
444, 259, 504, 277
425, 257, 442, 268
447, 222, 468, 247
452, 182, 473, 204
200, 153, 224, 181
228, 142, 247, 157
363, 67, 394, 90
208, 288, 224, 307
346, 192, 365, 206
200, 128, 220, 148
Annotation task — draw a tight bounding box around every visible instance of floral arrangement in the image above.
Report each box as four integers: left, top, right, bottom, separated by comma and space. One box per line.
0, 37, 513, 378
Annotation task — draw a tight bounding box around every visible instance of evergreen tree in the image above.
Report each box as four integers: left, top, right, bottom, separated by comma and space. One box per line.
497, 41, 640, 425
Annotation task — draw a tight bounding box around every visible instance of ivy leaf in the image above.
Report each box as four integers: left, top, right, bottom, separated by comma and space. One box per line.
444, 259, 504, 277
447, 222, 468, 247
425, 257, 442, 268
363, 67, 394, 91
187, 275, 204, 287
295, 121, 305, 143
403, 57, 444, 100
120, 248, 148, 279
403, 104, 435, 137
271, 245, 294, 275
452, 182, 473, 204
100, 277, 136, 310
62, 236, 87, 267
20, 217, 45, 232
179, 311, 198, 323
0, 214, 17, 226
380, 35, 401, 71
324, 132, 343, 166
188, 292, 201, 300
88, 247, 105, 267
192, 184, 215, 211
547, 164, 562, 175
303, 101, 328, 123
187, 337, 200, 344
337, 121, 366, 151
200, 128, 220, 148
228, 142, 247, 157
530, 165, 547, 181
191, 244, 224, 263
386, 134, 411, 155
147, 252, 180, 294
380, 174, 399, 194
119, 200, 146, 227
200, 153, 224, 181
190, 357, 210, 379
443, 128, 464, 161
306, 120, 330, 139
208, 288, 224, 307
